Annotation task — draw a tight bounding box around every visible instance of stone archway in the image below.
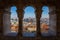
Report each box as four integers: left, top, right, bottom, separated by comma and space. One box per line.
0, 0, 57, 40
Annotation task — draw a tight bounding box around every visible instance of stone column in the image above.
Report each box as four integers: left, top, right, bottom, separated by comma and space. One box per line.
3, 8, 11, 35
35, 7, 42, 37
0, 10, 3, 36
17, 8, 24, 37
49, 6, 56, 36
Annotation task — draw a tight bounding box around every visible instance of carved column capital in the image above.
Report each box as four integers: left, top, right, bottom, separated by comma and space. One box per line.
17, 8, 24, 19
35, 7, 42, 19
17, 9, 24, 14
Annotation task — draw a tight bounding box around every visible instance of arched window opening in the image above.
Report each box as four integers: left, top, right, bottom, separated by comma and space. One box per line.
10, 6, 18, 33
23, 6, 37, 37
10, 6, 19, 36
3, 6, 19, 36
40, 6, 56, 36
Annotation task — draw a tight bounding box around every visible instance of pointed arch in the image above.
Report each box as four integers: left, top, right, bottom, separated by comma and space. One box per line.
10, 6, 19, 33
40, 6, 49, 36
40, 6, 56, 36
22, 6, 37, 37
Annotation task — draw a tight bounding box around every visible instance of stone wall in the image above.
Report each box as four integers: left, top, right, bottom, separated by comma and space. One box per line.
0, 0, 59, 40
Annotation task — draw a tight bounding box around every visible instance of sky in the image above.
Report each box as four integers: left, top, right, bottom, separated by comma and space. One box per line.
41, 6, 49, 18
10, 6, 17, 19
10, 6, 49, 19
